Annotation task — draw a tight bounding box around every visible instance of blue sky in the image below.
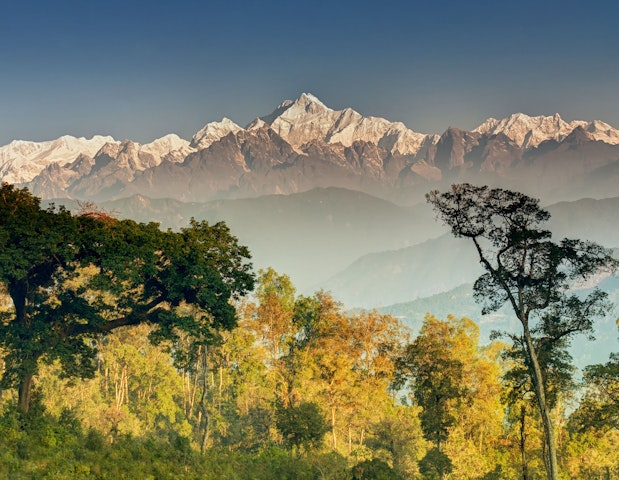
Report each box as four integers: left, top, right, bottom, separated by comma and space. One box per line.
1, 0, 618, 145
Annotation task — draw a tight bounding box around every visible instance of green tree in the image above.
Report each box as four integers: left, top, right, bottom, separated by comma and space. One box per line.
368, 405, 426, 479
427, 183, 616, 480
577, 353, 619, 430
276, 401, 329, 454
289, 293, 407, 454
570, 320, 619, 434
37, 324, 191, 440
501, 331, 576, 479
245, 268, 297, 410
352, 458, 404, 480
0, 183, 254, 414
396, 315, 469, 479
444, 330, 507, 479
250, 267, 296, 366
563, 429, 619, 479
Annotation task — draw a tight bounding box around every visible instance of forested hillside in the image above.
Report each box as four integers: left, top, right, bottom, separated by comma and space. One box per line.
1, 272, 618, 479
1, 184, 618, 479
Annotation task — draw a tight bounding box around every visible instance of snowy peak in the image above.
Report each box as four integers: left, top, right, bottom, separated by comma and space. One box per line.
246, 118, 269, 131
91, 136, 192, 173
473, 112, 619, 148
5, 94, 619, 199
294, 92, 331, 111
268, 92, 333, 139
473, 113, 575, 148
25, 134, 193, 200
259, 99, 294, 125
0, 135, 117, 184
583, 120, 619, 144
271, 92, 331, 118
264, 93, 341, 147
264, 92, 430, 155
141, 133, 191, 157
140, 133, 195, 164
191, 117, 242, 149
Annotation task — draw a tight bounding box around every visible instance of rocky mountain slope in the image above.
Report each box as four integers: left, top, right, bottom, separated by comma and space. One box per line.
2, 93, 618, 204
0, 135, 117, 184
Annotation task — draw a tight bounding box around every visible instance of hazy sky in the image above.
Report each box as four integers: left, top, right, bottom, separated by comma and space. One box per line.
1, 0, 618, 145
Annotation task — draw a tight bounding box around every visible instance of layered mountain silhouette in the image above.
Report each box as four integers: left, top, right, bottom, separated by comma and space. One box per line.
2, 93, 618, 204
317, 196, 619, 309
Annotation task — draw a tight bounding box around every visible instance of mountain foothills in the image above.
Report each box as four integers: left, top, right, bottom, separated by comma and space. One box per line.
2, 92, 619, 204
321, 195, 619, 309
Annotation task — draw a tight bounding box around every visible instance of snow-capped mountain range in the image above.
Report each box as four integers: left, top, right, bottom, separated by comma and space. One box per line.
473, 113, 619, 148
2, 93, 619, 203
0, 135, 116, 184
0, 133, 192, 184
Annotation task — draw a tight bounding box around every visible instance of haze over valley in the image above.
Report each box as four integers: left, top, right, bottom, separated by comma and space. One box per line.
2, 94, 618, 360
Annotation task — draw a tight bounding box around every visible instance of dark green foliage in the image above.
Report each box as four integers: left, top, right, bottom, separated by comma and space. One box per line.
84, 428, 105, 452
479, 464, 504, 480
418, 447, 453, 480
225, 406, 276, 452
0, 405, 336, 479
352, 458, 404, 480
396, 317, 466, 448
251, 446, 319, 479
501, 333, 576, 411
276, 401, 329, 452
0, 183, 254, 412
570, 352, 619, 432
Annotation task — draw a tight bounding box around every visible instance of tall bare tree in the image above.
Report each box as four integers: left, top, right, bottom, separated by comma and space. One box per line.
427, 183, 616, 480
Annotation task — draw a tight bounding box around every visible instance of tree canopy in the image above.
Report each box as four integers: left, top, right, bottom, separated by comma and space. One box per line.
427, 183, 617, 480
0, 183, 254, 413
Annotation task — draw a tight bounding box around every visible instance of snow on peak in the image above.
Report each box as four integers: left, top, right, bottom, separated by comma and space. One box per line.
265, 93, 429, 155
141, 133, 192, 157
271, 93, 329, 113
191, 118, 243, 149
274, 93, 332, 123
583, 119, 619, 144
473, 113, 588, 148
0, 135, 118, 184
474, 117, 499, 133
277, 99, 294, 110
115, 134, 196, 169
246, 118, 269, 131
296, 92, 329, 109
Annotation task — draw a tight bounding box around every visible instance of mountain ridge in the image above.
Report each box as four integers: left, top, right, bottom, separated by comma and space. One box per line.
42, 186, 445, 292
2, 93, 619, 203
317, 195, 619, 309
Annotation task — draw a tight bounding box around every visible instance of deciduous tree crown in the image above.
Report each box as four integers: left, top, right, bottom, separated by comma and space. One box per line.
0, 183, 254, 413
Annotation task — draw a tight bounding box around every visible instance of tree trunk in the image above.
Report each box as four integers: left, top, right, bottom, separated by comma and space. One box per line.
12, 282, 34, 414
201, 408, 210, 454
522, 324, 559, 480
437, 437, 444, 480
348, 425, 352, 454
18, 373, 34, 414
199, 345, 210, 454
519, 404, 529, 480
331, 405, 337, 450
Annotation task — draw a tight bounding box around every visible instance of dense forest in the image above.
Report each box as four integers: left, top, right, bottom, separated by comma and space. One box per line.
1, 183, 618, 479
